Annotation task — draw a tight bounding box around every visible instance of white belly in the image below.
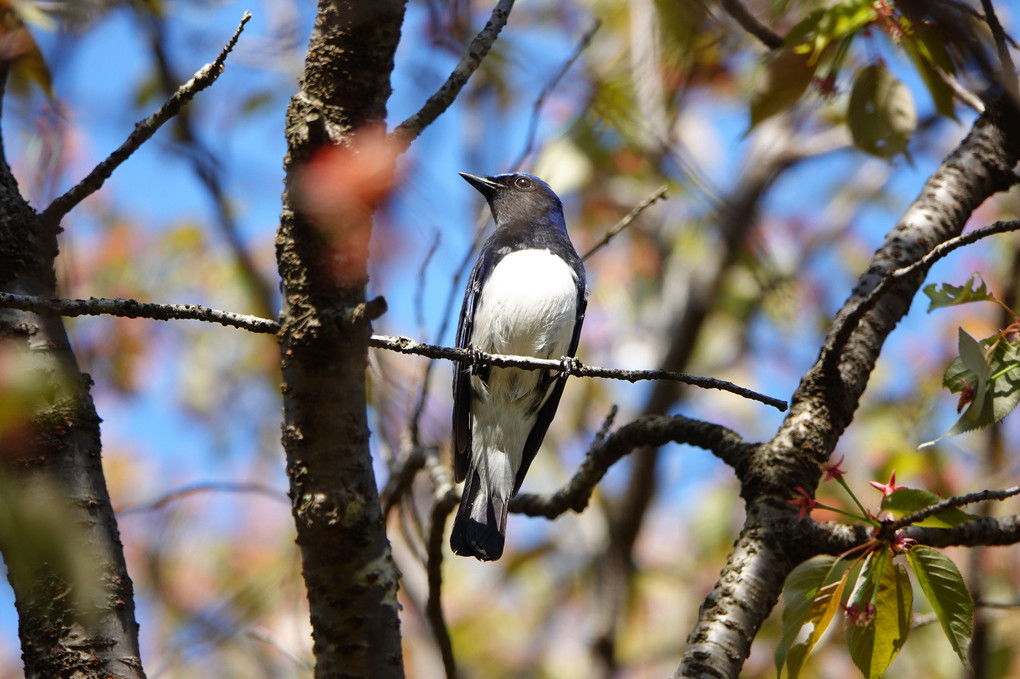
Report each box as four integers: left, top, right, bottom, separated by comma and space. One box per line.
468, 248, 579, 503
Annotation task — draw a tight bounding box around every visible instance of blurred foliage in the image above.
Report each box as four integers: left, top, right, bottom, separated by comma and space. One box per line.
1, 0, 1019, 677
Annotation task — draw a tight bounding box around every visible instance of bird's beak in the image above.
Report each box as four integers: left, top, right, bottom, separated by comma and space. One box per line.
459, 172, 500, 200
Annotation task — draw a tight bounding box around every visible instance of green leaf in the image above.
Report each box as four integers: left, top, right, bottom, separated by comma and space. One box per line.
939, 333, 1020, 438
749, 48, 817, 128
880, 489, 975, 528
923, 275, 995, 312
902, 28, 956, 119
906, 546, 974, 670
846, 558, 913, 679
847, 64, 916, 159
776, 555, 852, 678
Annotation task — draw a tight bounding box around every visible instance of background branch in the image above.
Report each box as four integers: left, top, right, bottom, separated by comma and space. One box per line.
39, 12, 251, 228
391, 0, 515, 150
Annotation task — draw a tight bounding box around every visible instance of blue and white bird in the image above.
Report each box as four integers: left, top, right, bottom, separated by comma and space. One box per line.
451, 172, 588, 561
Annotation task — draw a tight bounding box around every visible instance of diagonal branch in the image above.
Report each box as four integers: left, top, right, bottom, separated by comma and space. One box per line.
719, 0, 783, 50
510, 19, 601, 169
582, 185, 669, 261
39, 12, 251, 228
391, 0, 515, 150
822, 218, 1020, 372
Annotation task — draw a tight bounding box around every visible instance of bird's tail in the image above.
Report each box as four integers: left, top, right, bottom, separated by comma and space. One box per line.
450, 468, 507, 561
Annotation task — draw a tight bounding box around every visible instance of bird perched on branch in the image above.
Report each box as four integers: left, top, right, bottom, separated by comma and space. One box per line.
451, 172, 588, 561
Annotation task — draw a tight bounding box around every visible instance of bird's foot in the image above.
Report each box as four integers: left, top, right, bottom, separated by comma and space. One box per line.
559, 355, 583, 377
469, 344, 486, 376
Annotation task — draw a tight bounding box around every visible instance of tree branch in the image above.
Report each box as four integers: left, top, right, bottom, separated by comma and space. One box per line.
822, 219, 1020, 372
510, 19, 600, 170
39, 12, 251, 228
677, 92, 1020, 679
0, 293, 788, 410
424, 455, 459, 679
391, 0, 515, 150
511, 414, 752, 518
719, 0, 783, 50
0, 291, 280, 333
883, 484, 1020, 534
582, 185, 669, 262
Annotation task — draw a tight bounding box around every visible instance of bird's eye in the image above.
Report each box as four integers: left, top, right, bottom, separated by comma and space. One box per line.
514, 176, 534, 190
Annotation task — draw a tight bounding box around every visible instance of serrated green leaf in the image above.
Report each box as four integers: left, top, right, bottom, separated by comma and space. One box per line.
880, 489, 975, 528
847, 64, 916, 159
776, 555, 851, 678
906, 546, 973, 670
846, 558, 912, 679
923, 275, 994, 312
749, 48, 817, 128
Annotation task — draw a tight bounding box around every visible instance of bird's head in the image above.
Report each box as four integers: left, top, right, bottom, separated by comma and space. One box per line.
459, 172, 566, 231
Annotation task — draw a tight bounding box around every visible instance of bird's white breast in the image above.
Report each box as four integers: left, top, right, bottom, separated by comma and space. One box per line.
471, 248, 578, 363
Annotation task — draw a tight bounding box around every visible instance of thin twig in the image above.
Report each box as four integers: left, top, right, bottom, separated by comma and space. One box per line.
510, 19, 601, 170
0, 292, 280, 334
884, 484, 1020, 534
40, 12, 251, 227
933, 62, 986, 114
719, 0, 783, 50
391, 0, 515, 150
373, 334, 787, 410
582, 185, 668, 261
823, 219, 1020, 372
117, 482, 287, 515
0, 293, 788, 409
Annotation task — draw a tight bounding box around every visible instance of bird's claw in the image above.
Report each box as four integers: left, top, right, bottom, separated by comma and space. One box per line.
469, 344, 485, 375
559, 355, 583, 377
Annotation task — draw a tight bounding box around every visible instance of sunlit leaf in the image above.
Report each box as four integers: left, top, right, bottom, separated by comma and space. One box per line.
906, 546, 973, 670
776, 555, 852, 678
923, 275, 995, 312
846, 559, 912, 679
880, 489, 975, 528
847, 64, 916, 158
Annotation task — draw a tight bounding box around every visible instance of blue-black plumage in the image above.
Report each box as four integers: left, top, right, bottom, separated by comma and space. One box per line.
451, 172, 588, 561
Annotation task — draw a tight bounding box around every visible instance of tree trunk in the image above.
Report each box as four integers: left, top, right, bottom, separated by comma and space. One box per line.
0, 73, 145, 678
275, 1, 408, 676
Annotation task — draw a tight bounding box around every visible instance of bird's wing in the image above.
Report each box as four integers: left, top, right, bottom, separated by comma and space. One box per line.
512, 277, 588, 495
452, 247, 496, 483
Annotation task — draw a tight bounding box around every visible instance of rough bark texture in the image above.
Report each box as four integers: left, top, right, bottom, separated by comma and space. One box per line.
0, 90, 145, 679
275, 1, 407, 676
676, 96, 1020, 678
